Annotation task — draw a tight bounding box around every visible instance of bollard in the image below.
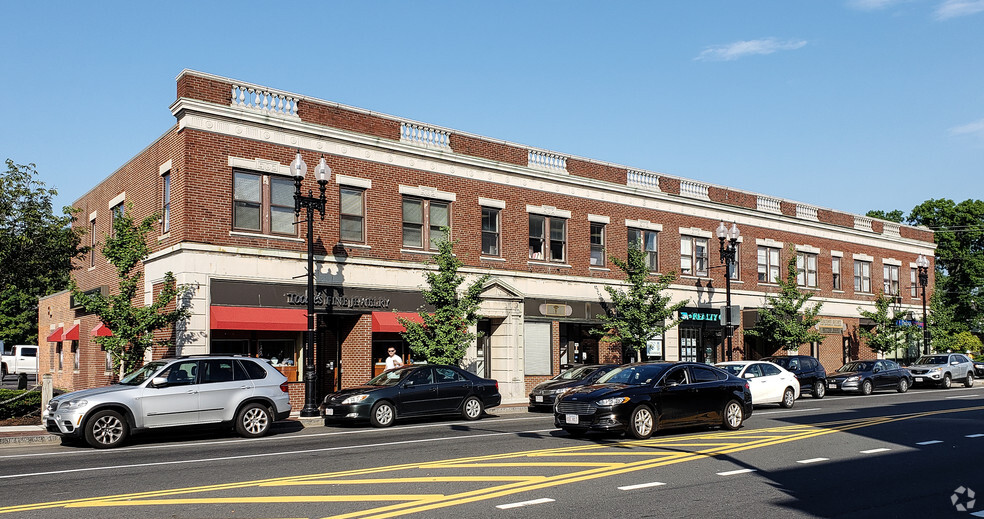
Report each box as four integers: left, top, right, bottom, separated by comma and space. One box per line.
42, 373, 53, 411
17, 372, 27, 390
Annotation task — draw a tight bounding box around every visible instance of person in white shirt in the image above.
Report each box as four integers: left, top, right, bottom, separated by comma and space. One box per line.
385, 348, 404, 370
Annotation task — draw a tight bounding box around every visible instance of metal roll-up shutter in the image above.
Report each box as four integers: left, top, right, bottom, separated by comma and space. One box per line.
525, 321, 552, 375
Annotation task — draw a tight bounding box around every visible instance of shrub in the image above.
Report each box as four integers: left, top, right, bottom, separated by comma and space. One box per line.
0, 388, 42, 420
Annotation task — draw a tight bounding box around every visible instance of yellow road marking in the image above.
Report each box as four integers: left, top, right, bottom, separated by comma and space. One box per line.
66, 495, 446, 508
266, 476, 547, 485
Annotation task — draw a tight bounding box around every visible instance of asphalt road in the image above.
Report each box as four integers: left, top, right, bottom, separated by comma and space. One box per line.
0, 374, 36, 390
0, 385, 982, 519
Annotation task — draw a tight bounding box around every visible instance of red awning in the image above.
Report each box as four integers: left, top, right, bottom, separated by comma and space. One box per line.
372, 312, 424, 333
210, 306, 307, 331
92, 323, 113, 337
46, 327, 64, 342
62, 323, 80, 341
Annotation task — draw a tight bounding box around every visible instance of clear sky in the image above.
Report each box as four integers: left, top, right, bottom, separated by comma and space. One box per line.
2, 1, 982, 218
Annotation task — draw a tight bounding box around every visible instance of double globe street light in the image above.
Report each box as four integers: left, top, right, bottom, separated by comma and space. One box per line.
916, 253, 931, 355
716, 222, 740, 361
291, 151, 331, 417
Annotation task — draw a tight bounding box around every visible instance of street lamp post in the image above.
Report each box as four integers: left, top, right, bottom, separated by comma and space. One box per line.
292, 151, 331, 417
916, 254, 931, 355
716, 222, 740, 361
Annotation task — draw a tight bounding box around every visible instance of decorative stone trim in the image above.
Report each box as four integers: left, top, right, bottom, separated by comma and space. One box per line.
108, 192, 125, 209
882, 222, 901, 237
231, 84, 300, 118
399, 185, 456, 202
89, 211, 98, 222
526, 204, 571, 219
626, 219, 663, 232
795, 244, 821, 254
854, 216, 874, 232
679, 180, 710, 200
882, 258, 902, 266
757, 196, 782, 214
588, 214, 610, 224
679, 226, 712, 238
796, 204, 819, 221
478, 197, 506, 209
627, 170, 660, 191
400, 122, 451, 149
853, 253, 874, 262
159, 159, 172, 175
830, 250, 844, 257
528, 150, 568, 172
336, 174, 372, 189
228, 156, 292, 176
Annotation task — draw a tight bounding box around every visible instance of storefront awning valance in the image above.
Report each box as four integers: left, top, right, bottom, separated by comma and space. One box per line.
372, 312, 424, 333
62, 323, 80, 341
210, 306, 307, 331
46, 327, 64, 342
92, 323, 113, 337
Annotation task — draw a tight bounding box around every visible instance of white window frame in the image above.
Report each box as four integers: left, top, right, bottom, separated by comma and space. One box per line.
680, 235, 709, 277
797, 252, 818, 288
758, 246, 781, 284
855, 260, 872, 293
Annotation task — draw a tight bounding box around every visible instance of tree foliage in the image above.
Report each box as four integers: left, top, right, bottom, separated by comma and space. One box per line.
595, 242, 688, 361
866, 209, 905, 223
743, 251, 825, 351
70, 205, 190, 376
0, 159, 85, 345
400, 230, 489, 367
857, 292, 906, 355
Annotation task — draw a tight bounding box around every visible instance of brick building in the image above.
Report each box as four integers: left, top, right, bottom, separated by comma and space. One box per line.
37, 70, 935, 407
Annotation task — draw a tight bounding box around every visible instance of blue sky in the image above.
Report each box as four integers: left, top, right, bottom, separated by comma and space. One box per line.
2, 1, 982, 218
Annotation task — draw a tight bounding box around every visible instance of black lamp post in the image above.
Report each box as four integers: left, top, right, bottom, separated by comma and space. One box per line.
716, 221, 740, 361
291, 150, 330, 417
916, 253, 931, 355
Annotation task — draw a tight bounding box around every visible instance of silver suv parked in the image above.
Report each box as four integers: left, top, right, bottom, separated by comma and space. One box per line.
908, 353, 976, 389
42, 356, 291, 448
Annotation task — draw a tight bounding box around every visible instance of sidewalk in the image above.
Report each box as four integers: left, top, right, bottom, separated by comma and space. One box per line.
0, 403, 532, 446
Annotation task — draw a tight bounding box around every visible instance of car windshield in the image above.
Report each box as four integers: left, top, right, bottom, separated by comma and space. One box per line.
765, 358, 790, 369
119, 361, 168, 385
838, 361, 874, 373
555, 366, 596, 381
914, 355, 949, 365
597, 364, 668, 385
718, 364, 745, 376
367, 368, 414, 387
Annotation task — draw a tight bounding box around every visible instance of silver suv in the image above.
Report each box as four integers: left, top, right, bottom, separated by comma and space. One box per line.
908, 353, 976, 389
42, 356, 291, 448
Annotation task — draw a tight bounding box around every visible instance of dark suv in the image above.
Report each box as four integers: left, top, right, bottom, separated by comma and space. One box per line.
761, 355, 827, 399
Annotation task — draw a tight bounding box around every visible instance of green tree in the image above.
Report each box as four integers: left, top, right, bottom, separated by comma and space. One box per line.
927, 288, 963, 353
0, 160, 85, 345
907, 198, 984, 334
857, 293, 906, 355
71, 204, 189, 376
866, 209, 905, 223
952, 331, 983, 355
743, 251, 824, 351
400, 230, 489, 366
595, 241, 688, 362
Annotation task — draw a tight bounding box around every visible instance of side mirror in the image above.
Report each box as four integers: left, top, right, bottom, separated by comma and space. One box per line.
743, 373, 756, 379
951, 361, 960, 366
664, 380, 680, 387
151, 376, 168, 387
873, 368, 881, 373
403, 380, 415, 388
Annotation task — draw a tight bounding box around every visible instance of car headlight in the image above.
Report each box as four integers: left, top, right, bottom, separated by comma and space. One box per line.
60, 399, 89, 410
595, 397, 630, 407
844, 376, 860, 383
547, 388, 569, 394
931, 367, 942, 372
341, 394, 369, 405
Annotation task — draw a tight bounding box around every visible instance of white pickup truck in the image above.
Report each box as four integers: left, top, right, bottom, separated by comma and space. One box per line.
1, 344, 39, 381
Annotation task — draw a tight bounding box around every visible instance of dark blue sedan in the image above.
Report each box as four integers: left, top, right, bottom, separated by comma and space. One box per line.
826, 359, 913, 395
529, 364, 619, 411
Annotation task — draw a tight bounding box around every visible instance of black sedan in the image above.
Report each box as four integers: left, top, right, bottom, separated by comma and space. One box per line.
529, 364, 619, 411
826, 359, 913, 395
553, 362, 753, 439
320, 364, 501, 427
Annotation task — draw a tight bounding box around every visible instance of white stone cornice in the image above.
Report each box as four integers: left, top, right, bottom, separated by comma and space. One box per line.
228, 156, 292, 176
526, 205, 572, 219
399, 184, 456, 202
626, 219, 662, 232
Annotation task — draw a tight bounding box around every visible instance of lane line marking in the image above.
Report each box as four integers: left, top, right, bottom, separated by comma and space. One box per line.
966, 434, 984, 438
916, 440, 943, 445
755, 408, 821, 415
717, 469, 756, 476
945, 395, 976, 399
496, 498, 554, 509
618, 481, 666, 490
860, 448, 891, 454
796, 458, 829, 464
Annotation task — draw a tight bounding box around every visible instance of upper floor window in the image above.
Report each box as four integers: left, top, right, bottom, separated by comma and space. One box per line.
758, 246, 781, 283
628, 228, 658, 271
854, 260, 872, 293
482, 207, 500, 256
339, 187, 365, 243
590, 223, 605, 266
680, 236, 708, 277
403, 197, 449, 250
832, 257, 842, 290
89, 217, 96, 267
161, 172, 171, 234
110, 202, 124, 237
910, 267, 918, 297
529, 214, 566, 262
883, 264, 900, 296
233, 171, 296, 236
796, 252, 818, 288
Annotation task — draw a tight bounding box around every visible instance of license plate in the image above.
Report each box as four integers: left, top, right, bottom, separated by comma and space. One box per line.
915, 377, 923, 382
324, 408, 333, 416
566, 414, 579, 425
535, 396, 544, 403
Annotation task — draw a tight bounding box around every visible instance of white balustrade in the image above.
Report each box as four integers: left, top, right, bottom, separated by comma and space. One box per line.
854, 216, 874, 232
400, 123, 451, 149
528, 150, 567, 172
882, 221, 901, 237
626, 170, 660, 191
679, 180, 709, 200
231, 84, 299, 117
757, 196, 782, 214
796, 205, 819, 221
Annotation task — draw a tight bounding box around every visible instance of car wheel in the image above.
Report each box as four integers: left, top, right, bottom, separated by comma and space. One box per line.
235, 403, 272, 438
461, 396, 484, 420
780, 387, 795, 408
84, 409, 129, 449
965, 372, 975, 388
860, 379, 873, 395
370, 401, 396, 427
628, 405, 655, 439
941, 373, 952, 389
812, 380, 826, 399
722, 400, 744, 430
563, 427, 586, 438
897, 378, 909, 393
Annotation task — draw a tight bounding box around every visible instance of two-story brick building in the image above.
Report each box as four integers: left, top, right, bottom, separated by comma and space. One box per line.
38, 70, 935, 407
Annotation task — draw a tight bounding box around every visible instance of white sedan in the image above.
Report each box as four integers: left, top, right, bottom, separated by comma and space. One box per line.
716, 361, 801, 408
